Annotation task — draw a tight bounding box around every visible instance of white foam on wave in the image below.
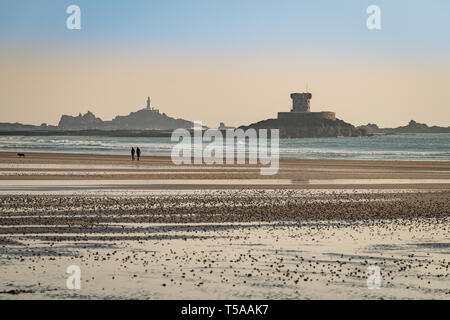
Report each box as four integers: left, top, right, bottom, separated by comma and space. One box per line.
0, 133, 449, 161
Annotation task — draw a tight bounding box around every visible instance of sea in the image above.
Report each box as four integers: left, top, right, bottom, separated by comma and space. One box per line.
0, 133, 449, 161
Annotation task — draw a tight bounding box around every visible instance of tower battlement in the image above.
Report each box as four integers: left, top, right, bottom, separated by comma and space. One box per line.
278, 92, 336, 120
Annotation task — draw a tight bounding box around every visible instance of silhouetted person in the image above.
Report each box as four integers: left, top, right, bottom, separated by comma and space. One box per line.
131, 147, 135, 160
136, 147, 141, 161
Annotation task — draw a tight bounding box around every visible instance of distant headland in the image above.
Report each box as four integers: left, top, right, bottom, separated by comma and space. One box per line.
0, 94, 448, 138
58, 96, 193, 130
240, 92, 367, 138
241, 93, 449, 138
358, 120, 450, 135
0, 97, 193, 132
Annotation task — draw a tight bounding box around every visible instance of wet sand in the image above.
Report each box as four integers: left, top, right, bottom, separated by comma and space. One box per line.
0, 152, 449, 299
1, 151, 450, 189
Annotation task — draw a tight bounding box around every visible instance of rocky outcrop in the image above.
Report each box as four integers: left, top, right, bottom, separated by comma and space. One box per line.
0, 122, 41, 131
58, 108, 193, 130
240, 117, 368, 138
58, 111, 103, 129
105, 108, 193, 130
358, 120, 450, 134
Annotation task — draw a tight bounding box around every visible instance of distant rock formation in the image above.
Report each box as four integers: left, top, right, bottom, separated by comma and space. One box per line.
240, 92, 366, 138
104, 108, 193, 130
58, 111, 103, 129
358, 120, 450, 134
58, 98, 194, 130
0, 122, 39, 131
241, 117, 367, 138
218, 122, 235, 130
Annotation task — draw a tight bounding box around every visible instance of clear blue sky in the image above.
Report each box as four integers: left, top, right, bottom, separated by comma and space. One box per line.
1, 1, 450, 127
1, 0, 449, 56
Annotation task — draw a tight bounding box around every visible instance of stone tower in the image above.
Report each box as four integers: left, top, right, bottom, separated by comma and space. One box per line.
290, 92, 312, 112
146, 96, 151, 110
278, 92, 336, 120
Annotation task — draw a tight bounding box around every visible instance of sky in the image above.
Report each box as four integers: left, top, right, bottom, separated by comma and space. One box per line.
0, 0, 449, 128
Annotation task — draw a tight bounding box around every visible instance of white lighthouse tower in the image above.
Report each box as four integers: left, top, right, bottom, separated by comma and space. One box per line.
146, 96, 151, 110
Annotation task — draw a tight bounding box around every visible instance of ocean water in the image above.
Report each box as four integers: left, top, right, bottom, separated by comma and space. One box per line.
0, 133, 449, 161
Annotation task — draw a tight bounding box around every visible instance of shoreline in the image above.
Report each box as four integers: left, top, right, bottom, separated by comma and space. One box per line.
2, 151, 450, 167
0, 152, 449, 190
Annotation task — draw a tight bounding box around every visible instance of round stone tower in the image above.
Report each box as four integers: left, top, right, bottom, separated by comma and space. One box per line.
290, 92, 312, 112
277, 92, 336, 120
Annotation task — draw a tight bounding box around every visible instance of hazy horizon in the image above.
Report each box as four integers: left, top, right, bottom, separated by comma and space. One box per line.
1, 0, 450, 128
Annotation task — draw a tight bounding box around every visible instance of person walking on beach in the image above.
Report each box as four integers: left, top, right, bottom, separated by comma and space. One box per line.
131, 147, 135, 160
136, 147, 141, 161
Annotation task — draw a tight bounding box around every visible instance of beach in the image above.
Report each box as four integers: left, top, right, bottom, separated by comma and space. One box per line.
2, 0, 450, 305
0, 151, 449, 299
1, 151, 450, 186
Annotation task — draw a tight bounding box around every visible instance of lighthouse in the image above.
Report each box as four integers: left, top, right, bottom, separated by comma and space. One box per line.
146, 96, 151, 110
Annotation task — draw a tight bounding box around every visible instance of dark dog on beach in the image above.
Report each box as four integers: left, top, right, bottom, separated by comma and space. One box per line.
17, 153, 25, 158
